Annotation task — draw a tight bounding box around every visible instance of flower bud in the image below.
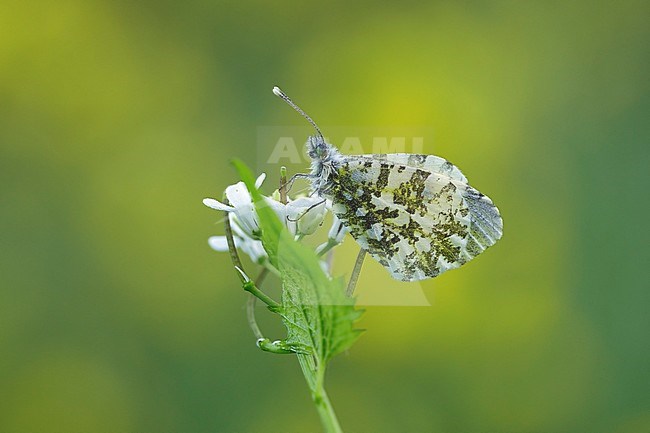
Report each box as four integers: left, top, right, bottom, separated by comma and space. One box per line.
286, 197, 327, 236
327, 215, 348, 244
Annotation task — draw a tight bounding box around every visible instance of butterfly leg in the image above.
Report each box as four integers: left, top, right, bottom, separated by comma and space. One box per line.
286, 198, 327, 222
280, 172, 311, 195
346, 248, 367, 297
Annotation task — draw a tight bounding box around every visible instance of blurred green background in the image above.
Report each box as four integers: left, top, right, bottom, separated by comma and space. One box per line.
1, 1, 648, 432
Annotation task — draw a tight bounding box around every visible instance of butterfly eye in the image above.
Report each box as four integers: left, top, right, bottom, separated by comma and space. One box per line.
306, 136, 319, 158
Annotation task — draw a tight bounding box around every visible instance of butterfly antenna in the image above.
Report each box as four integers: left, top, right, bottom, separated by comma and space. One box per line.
273, 86, 324, 139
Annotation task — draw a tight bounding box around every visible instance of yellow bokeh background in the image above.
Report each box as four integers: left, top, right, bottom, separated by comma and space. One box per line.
1, 1, 648, 432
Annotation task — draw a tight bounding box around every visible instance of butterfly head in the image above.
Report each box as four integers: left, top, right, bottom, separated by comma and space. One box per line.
307, 135, 330, 160
306, 135, 341, 192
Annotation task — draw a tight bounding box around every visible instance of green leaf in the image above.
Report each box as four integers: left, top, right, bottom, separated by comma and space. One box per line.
232, 160, 363, 363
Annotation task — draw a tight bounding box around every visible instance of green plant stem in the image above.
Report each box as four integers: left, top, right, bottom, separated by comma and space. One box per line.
317, 239, 338, 257
281, 169, 343, 432
314, 385, 341, 433
246, 269, 269, 340
297, 354, 343, 433
246, 294, 263, 339
242, 280, 278, 308
280, 166, 288, 204
223, 209, 279, 309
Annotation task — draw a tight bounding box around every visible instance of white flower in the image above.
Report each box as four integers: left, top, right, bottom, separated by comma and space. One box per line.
285, 197, 327, 236
207, 213, 268, 264
204, 170, 340, 266
203, 174, 266, 239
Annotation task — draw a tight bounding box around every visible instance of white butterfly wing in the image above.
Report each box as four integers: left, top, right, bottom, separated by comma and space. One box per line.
358, 153, 468, 183
324, 155, 502, 281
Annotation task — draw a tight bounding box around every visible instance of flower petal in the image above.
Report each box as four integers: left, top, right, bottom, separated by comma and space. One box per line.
328, 214, 348, 244
255, 173, 267, 189
227, 213, 246, 238
223, 182, 262, 238
203, 198, 234, 212
225, 182, 252, 209
263, 197, 287, 220
208, 235, 234, 251
238, 237, 268, 264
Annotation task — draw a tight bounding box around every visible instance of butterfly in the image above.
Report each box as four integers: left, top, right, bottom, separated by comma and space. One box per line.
273, 87, 503, 282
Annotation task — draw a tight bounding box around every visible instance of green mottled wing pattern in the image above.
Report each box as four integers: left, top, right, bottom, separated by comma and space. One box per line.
323, 154, 502, 281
